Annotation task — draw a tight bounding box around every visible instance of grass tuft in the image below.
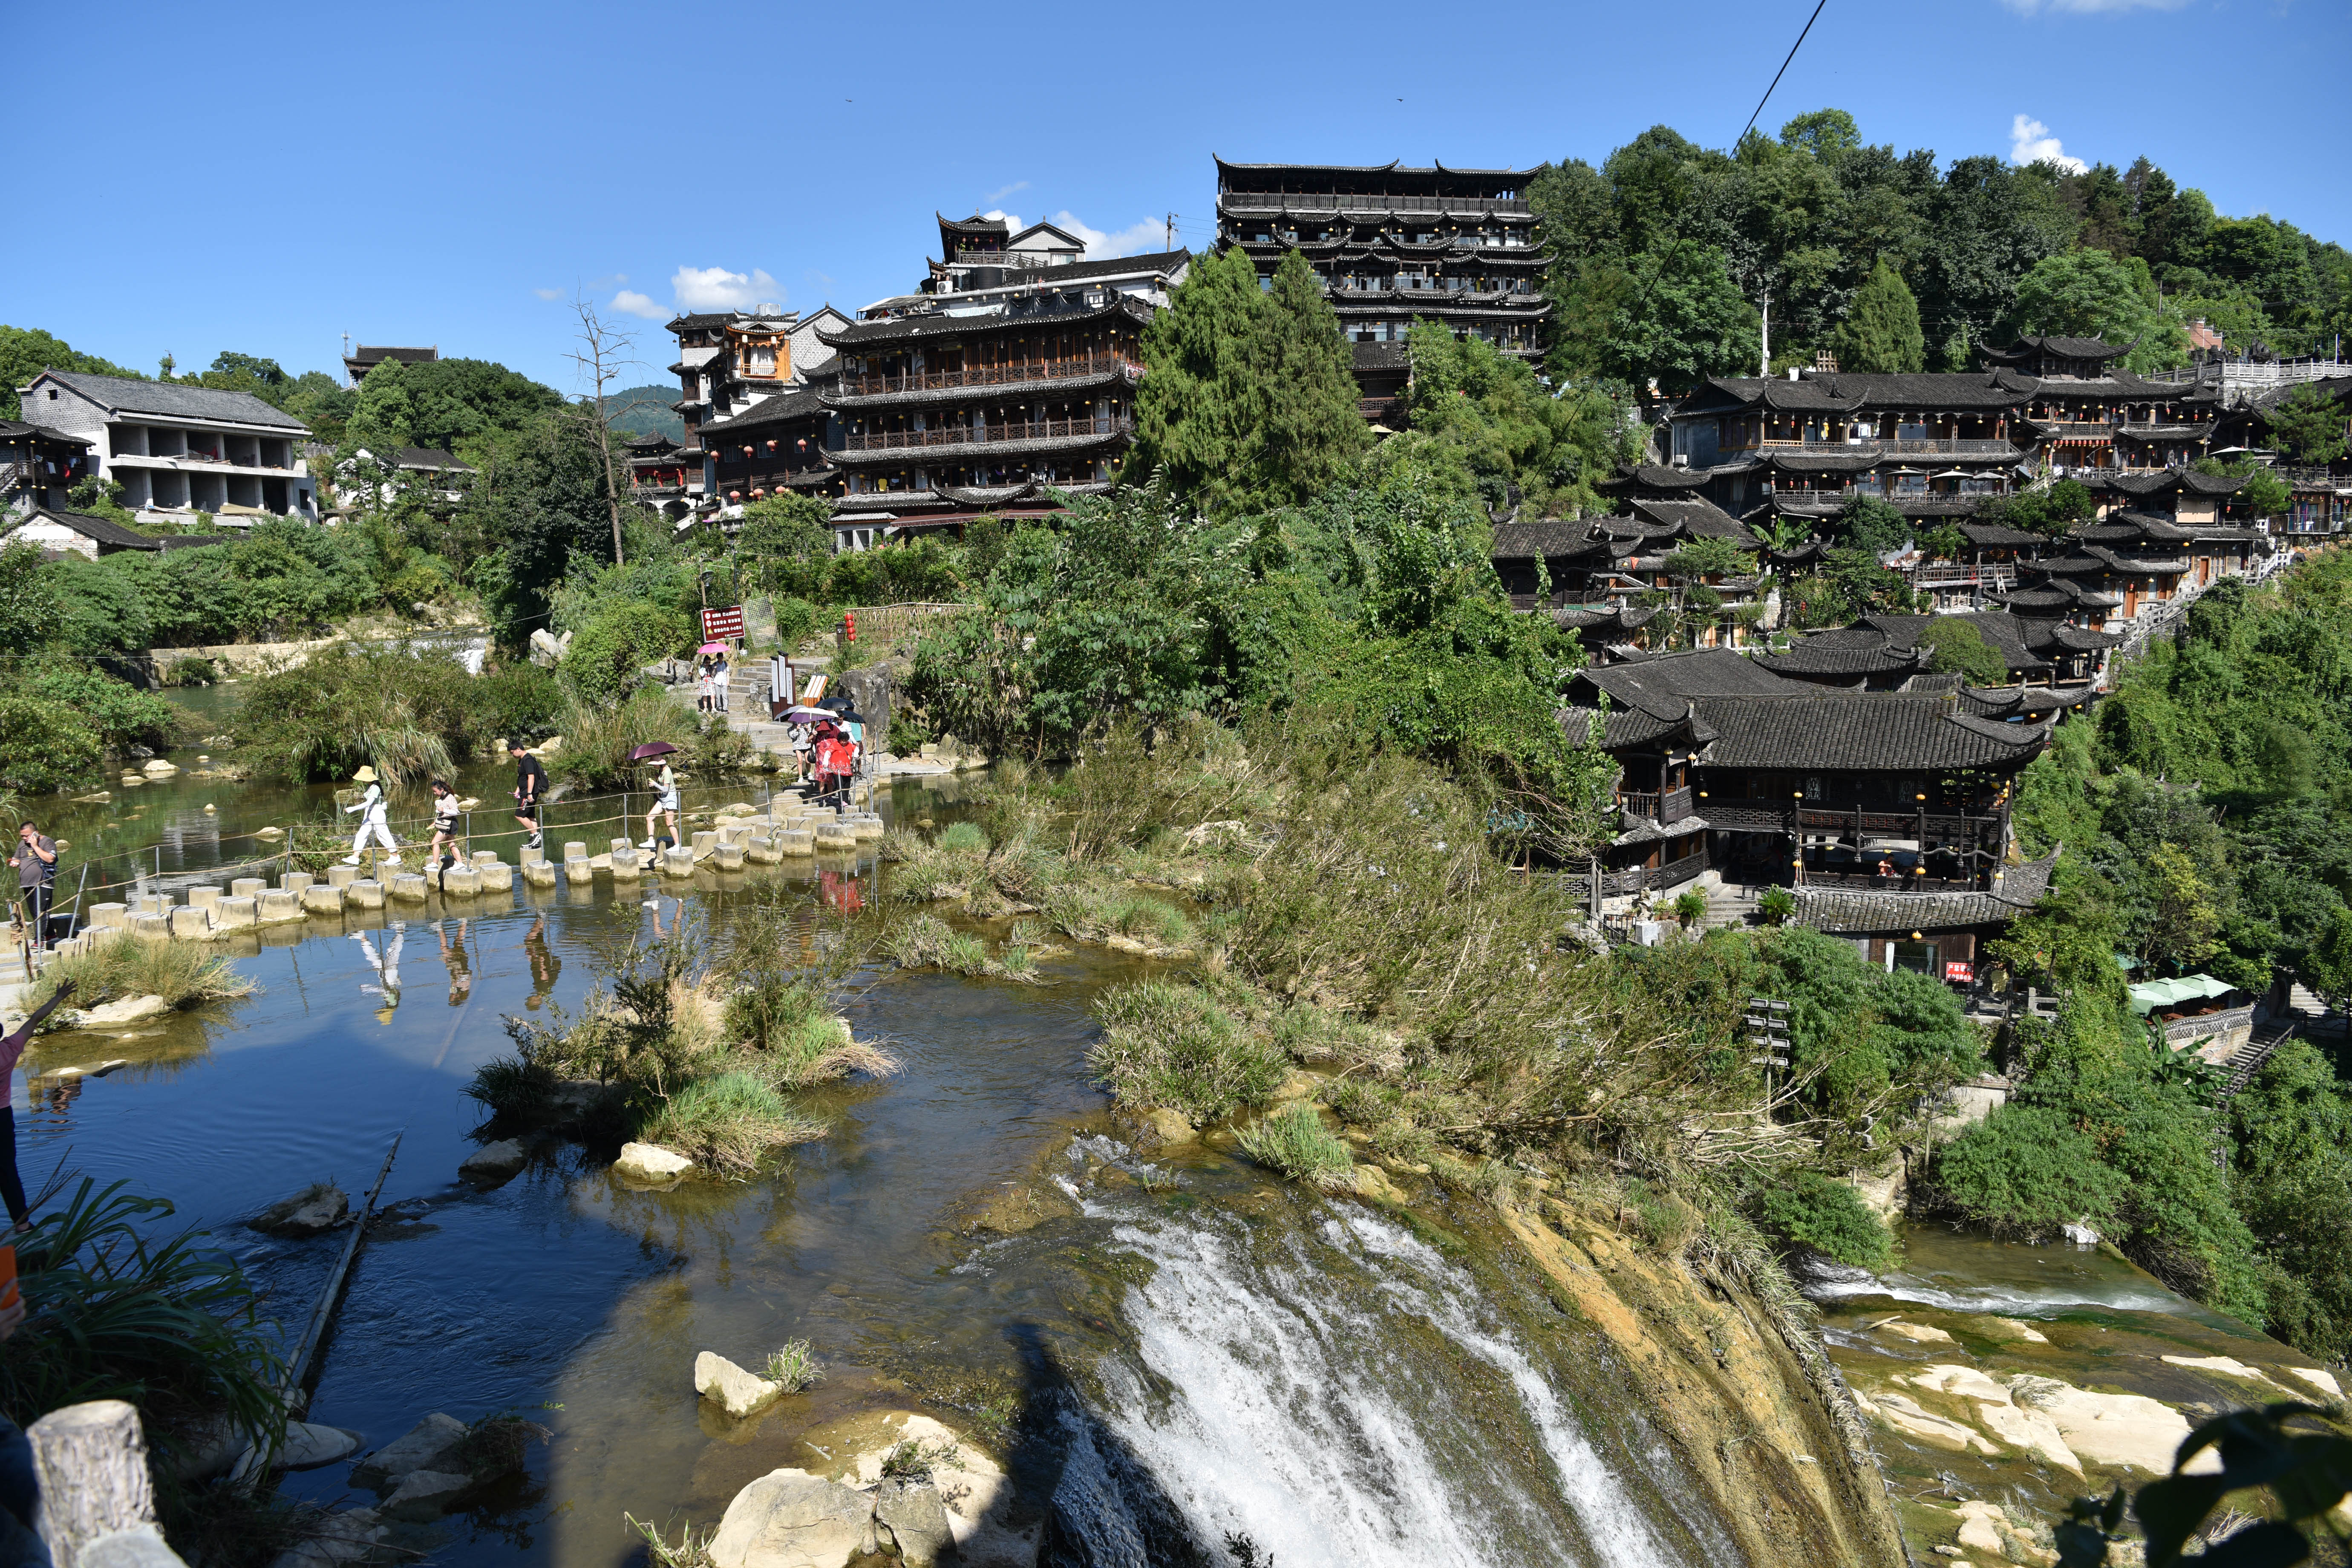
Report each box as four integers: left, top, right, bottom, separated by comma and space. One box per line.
30, 933, 255, 1023
640, 1072, 826, 1177
762, 1339, 822, 1392
1089, 980, 1286, 1124
935, 820, 989, 854
1238, 1103, 1355, 1190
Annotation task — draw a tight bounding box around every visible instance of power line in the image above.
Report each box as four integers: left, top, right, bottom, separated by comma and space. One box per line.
1739, 0, 1828, 147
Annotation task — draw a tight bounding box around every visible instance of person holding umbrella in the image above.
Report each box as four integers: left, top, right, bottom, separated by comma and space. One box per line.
809, 715, 856, 808
634, 742, 682, 851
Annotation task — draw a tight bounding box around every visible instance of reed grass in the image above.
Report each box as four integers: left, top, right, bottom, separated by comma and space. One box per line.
640, 1072, 826, 1176
762, 1339, 822, 1392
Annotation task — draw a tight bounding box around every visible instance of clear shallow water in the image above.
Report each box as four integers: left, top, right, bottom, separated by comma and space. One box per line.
29, 722, 1754, 1567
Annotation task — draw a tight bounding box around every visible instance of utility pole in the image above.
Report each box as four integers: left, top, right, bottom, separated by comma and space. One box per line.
1166, 213, 1174, 251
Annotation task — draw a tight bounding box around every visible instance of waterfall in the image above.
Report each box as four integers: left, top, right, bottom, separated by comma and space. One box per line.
1048, 1157, 1727, 1568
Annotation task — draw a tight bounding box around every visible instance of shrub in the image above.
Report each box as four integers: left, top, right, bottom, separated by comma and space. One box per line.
231, 644, 486, 787
548, 686, 699, 790
0, 692, 103, 793
1751, 1171, 1895, 1269
474, 663, 566, 745
1622, 1177, 1703, 1255
763, 1340, 822, 1392
1089, 980, 1287, 1124
1107, 894, 1195, 948
1239, 1103, 1355, 1189
770, 596, 821, 654
163, 655, 219, 687
23, 666, 179, 755
640, 1071, 826, 1176
1927, 1105, 2127, 1239
565, 599, 691, 704
1757, 886, 1796, 925
1671, 888, 1709, 928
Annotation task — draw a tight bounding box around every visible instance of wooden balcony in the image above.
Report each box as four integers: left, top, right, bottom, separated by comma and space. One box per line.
834, 354, 1138, 399
1221, 192, 1532, 216
841, 415, 1132, 454
1753, 436, 2018, 455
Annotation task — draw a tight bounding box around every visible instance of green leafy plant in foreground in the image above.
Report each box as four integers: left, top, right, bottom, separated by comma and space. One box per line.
0, 1177, 285, 1463
2054, 1403, 2352, 1566
763, 1340, 822, 1393
1750, 1171, 1894, 1270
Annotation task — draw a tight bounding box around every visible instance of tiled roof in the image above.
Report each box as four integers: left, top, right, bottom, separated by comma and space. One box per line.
1957, 520, 2048, 548
698, 386, 830, 435
1980, 335, 2130, 363
1605, 692, 2056, 771
963, 249, 1189, 286
34, 370, 308, 431
1861, 612, 2052, 674
0, 419, 91, 447
1629, 497, 1752, 540
1753, 628, 1927, 680
6, 506, 158, 549
1554, 603, 1657, 633
1595, 463, 1713, 493
1794, 848, 2061, 934
1352, 342, 1411, 371
1490, 520, 1612, 559
393, 446, 473, 472
819, 294, 1153, 350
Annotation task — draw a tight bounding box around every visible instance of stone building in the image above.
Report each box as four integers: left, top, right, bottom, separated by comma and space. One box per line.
15, 371, 314, 524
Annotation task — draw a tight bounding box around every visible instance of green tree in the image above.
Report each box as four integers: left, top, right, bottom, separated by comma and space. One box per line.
0, 542, 61, 655
2264, 384, 2349, 467
0, 326, 145, 420
348, 356, 564, 458
1833, 492, 1910, 554
1597, 243, 1759, 404
1919, 618, 2006, 684
2009, 248, 2189, 372
1829, 259, 1925, 373
1122, 247, 1271, 516
1254, 248, 1371, 504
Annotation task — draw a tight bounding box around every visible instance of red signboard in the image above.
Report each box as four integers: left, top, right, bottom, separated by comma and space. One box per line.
1945, 961, 1975, 983
700, 605, 745, 642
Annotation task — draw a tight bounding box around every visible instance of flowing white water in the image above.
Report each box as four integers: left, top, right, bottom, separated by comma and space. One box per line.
1062, 1173, 1706, 1568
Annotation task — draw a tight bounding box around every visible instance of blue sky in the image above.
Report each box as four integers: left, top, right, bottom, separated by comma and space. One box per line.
9, 0, 2342, 395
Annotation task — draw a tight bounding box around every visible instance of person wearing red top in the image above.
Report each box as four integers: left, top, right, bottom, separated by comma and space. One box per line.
810, 720, 854, 807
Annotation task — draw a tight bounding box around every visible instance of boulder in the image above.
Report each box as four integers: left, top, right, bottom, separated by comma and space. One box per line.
460, 1139, 529, 1184
695, 1352, 783, 1420
615, 1141, 693, 1182
264, 1507, 390, 1568
1870, 1318, 1956, 1345
142, 758, 179, 777
250, 1184, 350, 1238
78, 994, 171, 1028
381, 1468, 472, 1521
2008, 1375, 2214, 1475
351, 1412, 467, 1490
874, 1478, 955, 1568
271, 1421, 366, 1471
707, 1468, 873, 1568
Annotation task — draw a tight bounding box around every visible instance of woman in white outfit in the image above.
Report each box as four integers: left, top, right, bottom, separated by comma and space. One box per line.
640, 758, 682, 850
341, 765, 402, 867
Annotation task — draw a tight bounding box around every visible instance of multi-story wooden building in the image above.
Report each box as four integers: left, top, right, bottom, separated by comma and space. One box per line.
1, 418, 93, 519
1215, 158, 1551, 420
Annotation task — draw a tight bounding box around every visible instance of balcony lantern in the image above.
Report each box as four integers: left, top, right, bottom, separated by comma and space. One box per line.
743, 445, 754, 457
767, 439, 778, 452
728, 490, 741, 502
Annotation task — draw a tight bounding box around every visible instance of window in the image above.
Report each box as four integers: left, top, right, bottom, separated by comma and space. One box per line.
1804, 777, 1821, 800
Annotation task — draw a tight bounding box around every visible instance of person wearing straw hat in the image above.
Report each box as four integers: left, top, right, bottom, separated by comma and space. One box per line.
341, 766, 401, 868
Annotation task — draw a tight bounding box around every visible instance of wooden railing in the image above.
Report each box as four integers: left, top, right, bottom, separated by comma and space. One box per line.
1597, 845, 1709, 897
2039, 421, 2115, 439
1773, 437, 2018, 454
1222, 192, 1532, 216
842, 415, 1130, 453
1804, 871, 1982, 894
835, 354, 1138, 399
1908, 561, 2020, 589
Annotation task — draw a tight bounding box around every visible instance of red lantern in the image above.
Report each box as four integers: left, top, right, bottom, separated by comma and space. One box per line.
751, 488, 765, 499
796, 438, 807, 451
729, 490, 741, 502
844, 611, 856, 643
766, 439, 778, 452
742, 445, 754, 457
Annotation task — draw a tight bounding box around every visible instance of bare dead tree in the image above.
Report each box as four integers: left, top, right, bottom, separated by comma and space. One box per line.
565, 295, 640, 568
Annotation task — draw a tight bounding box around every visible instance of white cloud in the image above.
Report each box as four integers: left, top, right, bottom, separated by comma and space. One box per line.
983, 180, 1029, 205
611, 289, 667, 320
985, 209, 1174, 259
2009, 113, 2088, 174
533, 287, 564, 300
672, 265, 784, 312
2000, 0, 2185, 13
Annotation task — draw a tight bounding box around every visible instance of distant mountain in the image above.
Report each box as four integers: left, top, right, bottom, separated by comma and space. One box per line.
603, 383, 683, 442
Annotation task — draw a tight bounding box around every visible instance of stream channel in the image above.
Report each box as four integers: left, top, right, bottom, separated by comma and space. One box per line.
20, 692, 2336, 1568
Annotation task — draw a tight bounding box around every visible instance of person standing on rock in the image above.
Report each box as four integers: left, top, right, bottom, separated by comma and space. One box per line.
640, 757, 681, 852
0, 980, 75, 1233
8, 824, 57, 950
510, 742, 547, 853
341, 767, 401, 869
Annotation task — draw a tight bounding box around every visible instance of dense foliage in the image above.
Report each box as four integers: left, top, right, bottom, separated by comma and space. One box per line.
1529, 111, 2350, 395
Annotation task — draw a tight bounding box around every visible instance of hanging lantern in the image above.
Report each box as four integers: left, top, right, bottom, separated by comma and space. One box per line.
729, 490, 741, 502
742, 445, 754, 457
751, 488, 765, 499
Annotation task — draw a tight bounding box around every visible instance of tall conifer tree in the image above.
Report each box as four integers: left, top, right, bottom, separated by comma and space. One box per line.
1247, 249, 1371, 506
1830, 259, 1927, 373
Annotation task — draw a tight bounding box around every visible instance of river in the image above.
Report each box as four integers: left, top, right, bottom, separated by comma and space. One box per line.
17, 699, 2333, 1568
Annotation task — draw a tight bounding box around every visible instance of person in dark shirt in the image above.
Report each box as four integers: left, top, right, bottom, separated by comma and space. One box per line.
509, 742, 548, 851
9, 824, 57, 951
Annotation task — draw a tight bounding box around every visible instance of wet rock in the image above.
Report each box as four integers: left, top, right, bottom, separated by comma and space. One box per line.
264, 1506, 390, 1568
1982, 1316, 2050, 1344
875, 1477, 955, 1567
2160, 1354, 2277, 1386
2059, 1218, 2101, 1245
77, 994, 171, 1028
708, 1467, 871, 1568
695, 1351, 782, 1419
2286, 1366, 2343, 1399
251, 1185, 350, 1238
271, 1421, 366, 1471
1869, 1317, 1955, 1345
615, 1141, 694, 1184
1117, 1106, 1194, 1150
459, 1140, 528, 1185
351, 1412, 467, 1490
2009, 1375, 2211, 1475
381, 1468, 472, 1521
